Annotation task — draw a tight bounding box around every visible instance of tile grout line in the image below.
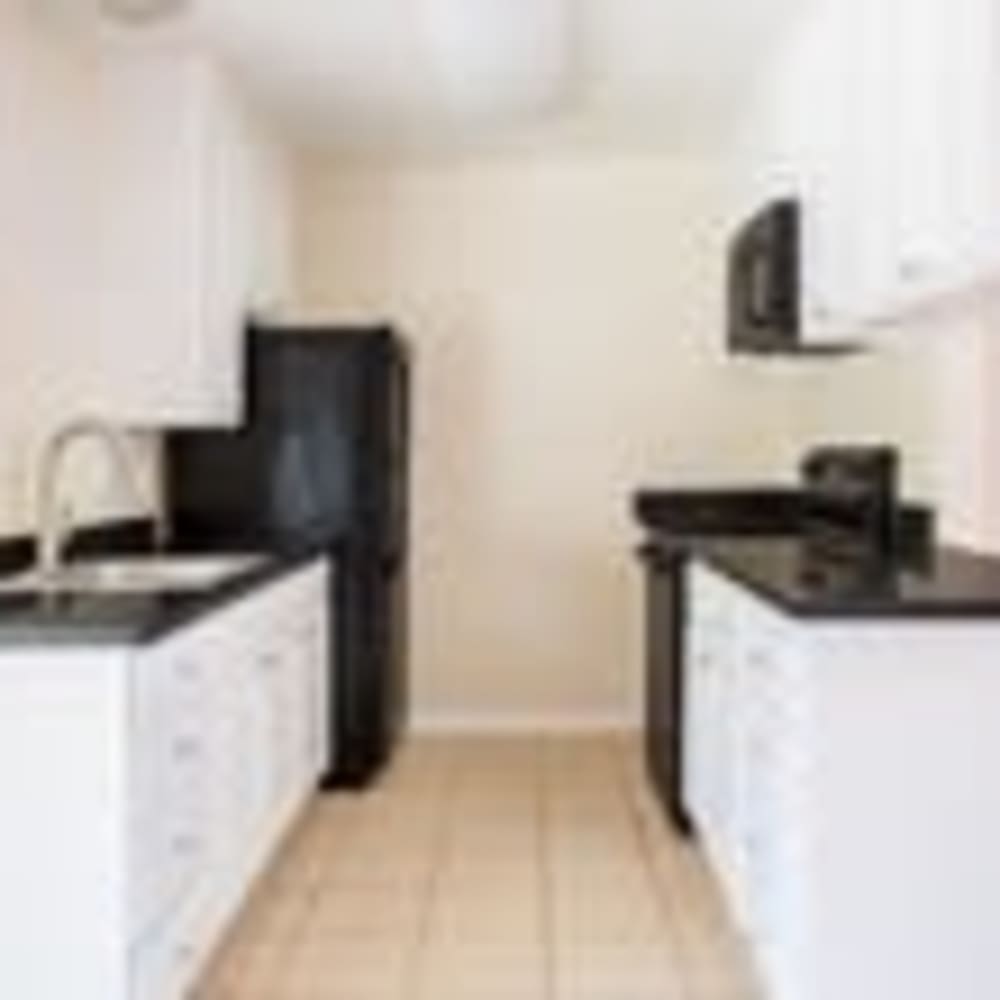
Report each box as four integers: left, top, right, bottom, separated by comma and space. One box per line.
199, 735, 758, 1000
403, 742, 462, 1000
610, 738, 698, 1000
536, 734, 559, 1000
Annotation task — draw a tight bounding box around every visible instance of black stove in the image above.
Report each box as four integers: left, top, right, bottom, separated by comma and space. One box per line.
800, 445, 901, 568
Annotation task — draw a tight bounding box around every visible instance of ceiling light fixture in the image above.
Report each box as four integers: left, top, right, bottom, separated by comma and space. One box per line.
419, 0, 574, 115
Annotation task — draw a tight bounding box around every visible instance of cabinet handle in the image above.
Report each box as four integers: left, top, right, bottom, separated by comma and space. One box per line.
810, 299, 840, 324
172, 736, 202, 761
171, 833, 202, 857
256, 656, 280, 675
174, 941, 197, 965
175, 658, 200, 680
899, 255, 930, 281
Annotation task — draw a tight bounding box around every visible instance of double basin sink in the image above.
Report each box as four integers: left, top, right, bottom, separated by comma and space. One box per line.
0, 554, 266, 595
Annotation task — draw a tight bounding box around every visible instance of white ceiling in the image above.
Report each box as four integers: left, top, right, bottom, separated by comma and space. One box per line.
130, 0, 804, 153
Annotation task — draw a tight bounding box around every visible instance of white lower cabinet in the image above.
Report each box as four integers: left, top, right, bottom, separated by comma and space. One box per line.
685, 563, 832, 1000
130, 560, 330, 1000
0, 558, 329, 1000
684, 559, 1000, 1000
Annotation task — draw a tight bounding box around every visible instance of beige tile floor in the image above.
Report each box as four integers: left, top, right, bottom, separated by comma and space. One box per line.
194, 735, 762, 1000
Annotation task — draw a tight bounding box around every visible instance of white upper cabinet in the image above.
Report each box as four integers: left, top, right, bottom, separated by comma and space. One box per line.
94, 28, 291, 427
764, 0, 1000, 337
887, 0, 1000, 309
761, 0, 873, 342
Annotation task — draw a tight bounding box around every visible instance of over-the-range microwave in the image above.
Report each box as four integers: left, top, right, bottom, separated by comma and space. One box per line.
727, 198, 857, 357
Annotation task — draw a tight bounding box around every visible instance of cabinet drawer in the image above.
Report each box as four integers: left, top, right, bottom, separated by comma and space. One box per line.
129, 558, 330, 978
131, 890, 209, 1000
130, 771, 208, 942
129, 638, 217, 940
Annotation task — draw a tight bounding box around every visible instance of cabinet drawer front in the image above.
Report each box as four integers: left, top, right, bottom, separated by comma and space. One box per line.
129, 557, 330, 979
130, 639, 217, 935
131, 891, 209, 1000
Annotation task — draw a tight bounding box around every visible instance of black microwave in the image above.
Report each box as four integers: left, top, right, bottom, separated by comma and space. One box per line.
727, 198, 856, 357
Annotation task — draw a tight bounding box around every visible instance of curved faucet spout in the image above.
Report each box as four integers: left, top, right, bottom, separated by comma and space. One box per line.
35, 419, 166, 583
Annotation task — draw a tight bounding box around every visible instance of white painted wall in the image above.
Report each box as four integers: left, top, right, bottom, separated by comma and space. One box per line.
0, 3, 113, 532
296, 152, 821, 726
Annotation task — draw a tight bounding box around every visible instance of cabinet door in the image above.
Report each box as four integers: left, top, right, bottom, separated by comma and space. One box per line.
96, 37, 208, 424
95, 35, 261, 426
794, 0, 902, 337
843, 0, 907, 324
291, 564, 331, 785
236, 566, 323, 860
130, 875, 211, 1000
771, 0, 1000, 330
911, 0, 1000, 300
199, 65, 258, 426
268, 636, 306, 821
958, 0, 1000, 286
848, 0, 1000, 317
269, 564, 330, 809
129, 563, 330, 1000
287, 596, 325, 795
683, 577, 714, 836
727, 597, 815, 1000
307, 586, 331, 780
685, 566, 734, 849
782, 0, 863, 341
884, 0, 992, 307
685, 565, 817, 1000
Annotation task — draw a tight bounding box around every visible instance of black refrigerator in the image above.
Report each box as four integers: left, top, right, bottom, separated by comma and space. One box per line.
166, 324, 410, 789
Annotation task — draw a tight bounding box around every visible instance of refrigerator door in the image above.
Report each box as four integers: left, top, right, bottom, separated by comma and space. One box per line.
249, 330, 367, 548
329, 556, 409, 786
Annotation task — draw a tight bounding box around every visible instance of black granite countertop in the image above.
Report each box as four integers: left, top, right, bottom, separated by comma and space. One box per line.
0, 546, 326, 647
643, 533, 1000, 620
631, 485, 1000, 619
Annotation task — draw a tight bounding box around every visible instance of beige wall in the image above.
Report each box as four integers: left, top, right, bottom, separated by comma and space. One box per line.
296, 149, 1000, 726
296, 152, 825, 725
0, 4, 155, 534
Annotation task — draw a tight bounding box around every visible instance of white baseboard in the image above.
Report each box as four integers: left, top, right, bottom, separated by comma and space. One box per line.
408, 711, 640, 737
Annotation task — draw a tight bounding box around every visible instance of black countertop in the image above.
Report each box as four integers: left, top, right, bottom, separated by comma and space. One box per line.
635, 487, 1000, 619
643, 532, 1000, 620
0, 547, 325, 648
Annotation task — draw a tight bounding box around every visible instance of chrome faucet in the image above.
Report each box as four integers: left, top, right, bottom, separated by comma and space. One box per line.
35, 419, 167, 582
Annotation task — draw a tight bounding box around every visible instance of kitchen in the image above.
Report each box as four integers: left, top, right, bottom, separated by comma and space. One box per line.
2, 1, 1000, 999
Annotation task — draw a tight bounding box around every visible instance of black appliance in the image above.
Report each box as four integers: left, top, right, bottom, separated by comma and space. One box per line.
728, 198, 858, 357
800, 445, 900, 565
166, 324, 410, 789
634, 489, 803, 836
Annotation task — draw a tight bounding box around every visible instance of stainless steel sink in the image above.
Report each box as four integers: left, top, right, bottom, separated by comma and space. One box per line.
0, 554, 267, 594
